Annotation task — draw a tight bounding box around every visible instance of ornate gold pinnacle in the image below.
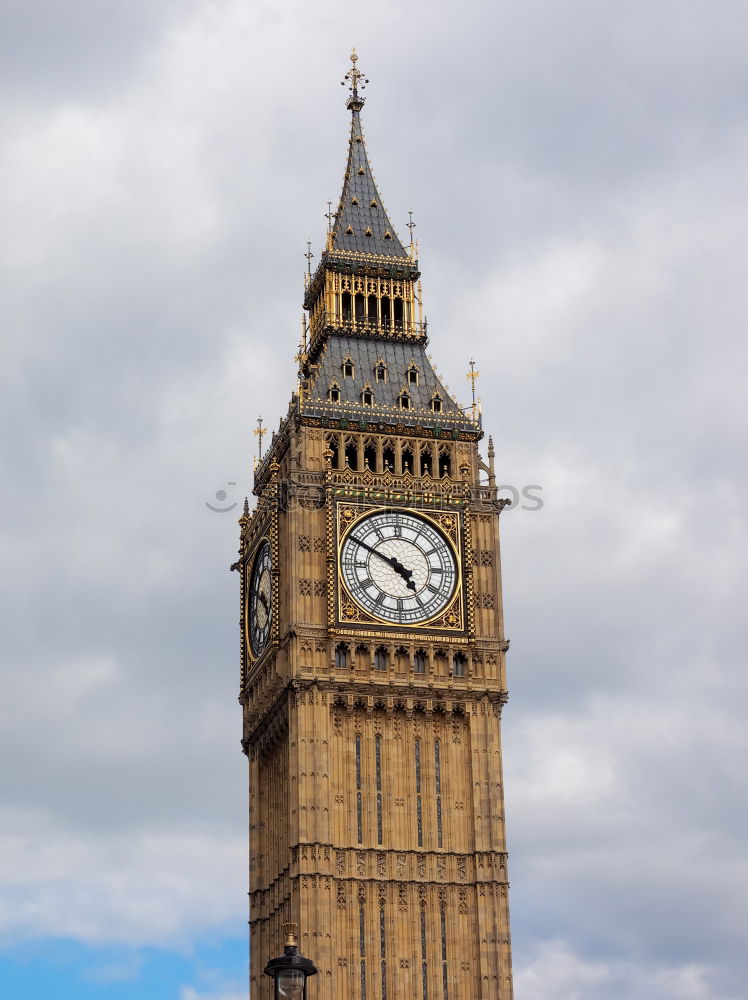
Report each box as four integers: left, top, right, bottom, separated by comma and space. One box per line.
466, 358, 480, 421
253, 416, 267, 459
342, 48, 368, 109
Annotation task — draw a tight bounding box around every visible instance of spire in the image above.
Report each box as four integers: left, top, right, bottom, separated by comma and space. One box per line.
332, 51, 409, 259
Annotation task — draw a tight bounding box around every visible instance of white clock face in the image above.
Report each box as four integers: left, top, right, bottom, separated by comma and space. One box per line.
340, 510, 457, 625
248, 540, 272, 655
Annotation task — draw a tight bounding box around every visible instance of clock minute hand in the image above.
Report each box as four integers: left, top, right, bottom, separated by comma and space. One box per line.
351, 536, 417, 592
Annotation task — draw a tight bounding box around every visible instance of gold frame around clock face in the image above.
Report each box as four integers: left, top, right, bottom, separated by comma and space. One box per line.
246, 539, 272, 657
338, 507, 459, 627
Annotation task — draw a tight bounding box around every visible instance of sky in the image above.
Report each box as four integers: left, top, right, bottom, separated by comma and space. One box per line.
1, 1, 747, 998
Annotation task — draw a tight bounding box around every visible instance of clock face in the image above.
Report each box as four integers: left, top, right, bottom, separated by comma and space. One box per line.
247, 540, 272, 656
340, 510, 457, 625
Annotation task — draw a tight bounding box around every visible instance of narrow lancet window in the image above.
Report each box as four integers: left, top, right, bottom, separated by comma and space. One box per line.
360, 905, 367, 1000
414, 650, 427, 674
415, 737, 423, 847
356, 734, 363, 844
420, 906, 429, 1000
435, 739, 443, 848
375, 734, 383, 846
380, 904, 387, 1000
441, 907, 449, 1000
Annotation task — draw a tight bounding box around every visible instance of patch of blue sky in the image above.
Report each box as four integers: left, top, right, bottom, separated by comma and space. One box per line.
0, 935, 247, 1000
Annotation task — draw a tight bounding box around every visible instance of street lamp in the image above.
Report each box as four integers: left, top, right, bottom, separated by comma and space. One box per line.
264, 923, 317, 1000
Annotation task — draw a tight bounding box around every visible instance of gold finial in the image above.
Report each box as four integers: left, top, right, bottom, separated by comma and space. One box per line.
253, 416, 267, 460
342, 48, 368, 109
304, 241, 314, 275
283, 922, 298, 948
407, 210, 416, 258
466, 359, 480, 422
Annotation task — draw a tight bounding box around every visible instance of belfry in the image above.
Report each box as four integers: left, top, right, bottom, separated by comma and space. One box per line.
237, 51, 514, 999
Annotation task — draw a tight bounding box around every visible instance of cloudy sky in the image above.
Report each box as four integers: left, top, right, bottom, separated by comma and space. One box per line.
2, 1, 746, 998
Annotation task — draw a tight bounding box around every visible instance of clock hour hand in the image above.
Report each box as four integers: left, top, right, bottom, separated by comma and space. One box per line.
258, 591, 269, 613
350, 536, 417, 592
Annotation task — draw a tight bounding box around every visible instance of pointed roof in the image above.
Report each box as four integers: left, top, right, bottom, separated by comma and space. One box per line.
326, 50, 409, 259
330, 107, 409, 258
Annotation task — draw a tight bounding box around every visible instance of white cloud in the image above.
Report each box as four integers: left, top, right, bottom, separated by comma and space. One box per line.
0, 821, 245, 946
181, 987, 245, 1000
515, 940, 738, 1000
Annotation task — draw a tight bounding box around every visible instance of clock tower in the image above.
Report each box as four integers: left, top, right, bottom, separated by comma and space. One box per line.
238, 52, 513, 1000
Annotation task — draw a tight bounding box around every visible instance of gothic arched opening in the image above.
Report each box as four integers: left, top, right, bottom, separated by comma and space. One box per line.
326, 436, 340, 469
344, 440, 359, 470
393, 297, 404, 328
355, 293, 365, 323
452, 652, 467, 677
380, 296, 391, 328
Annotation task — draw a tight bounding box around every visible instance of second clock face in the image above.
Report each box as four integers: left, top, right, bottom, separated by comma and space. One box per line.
248, 539, 272, 656
340, 510, 457, 625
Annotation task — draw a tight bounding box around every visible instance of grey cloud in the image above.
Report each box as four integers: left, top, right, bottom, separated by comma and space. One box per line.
0, 0, 201, 103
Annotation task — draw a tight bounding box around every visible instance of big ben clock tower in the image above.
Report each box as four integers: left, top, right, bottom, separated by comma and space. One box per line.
237, 52, 513, 1000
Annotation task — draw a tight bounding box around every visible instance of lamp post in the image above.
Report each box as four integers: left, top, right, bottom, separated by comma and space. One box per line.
264, 923, 317, 1000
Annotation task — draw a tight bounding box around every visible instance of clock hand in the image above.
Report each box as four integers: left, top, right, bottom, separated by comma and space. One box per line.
258, 591, 269, 612
350, 536, 417, 592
